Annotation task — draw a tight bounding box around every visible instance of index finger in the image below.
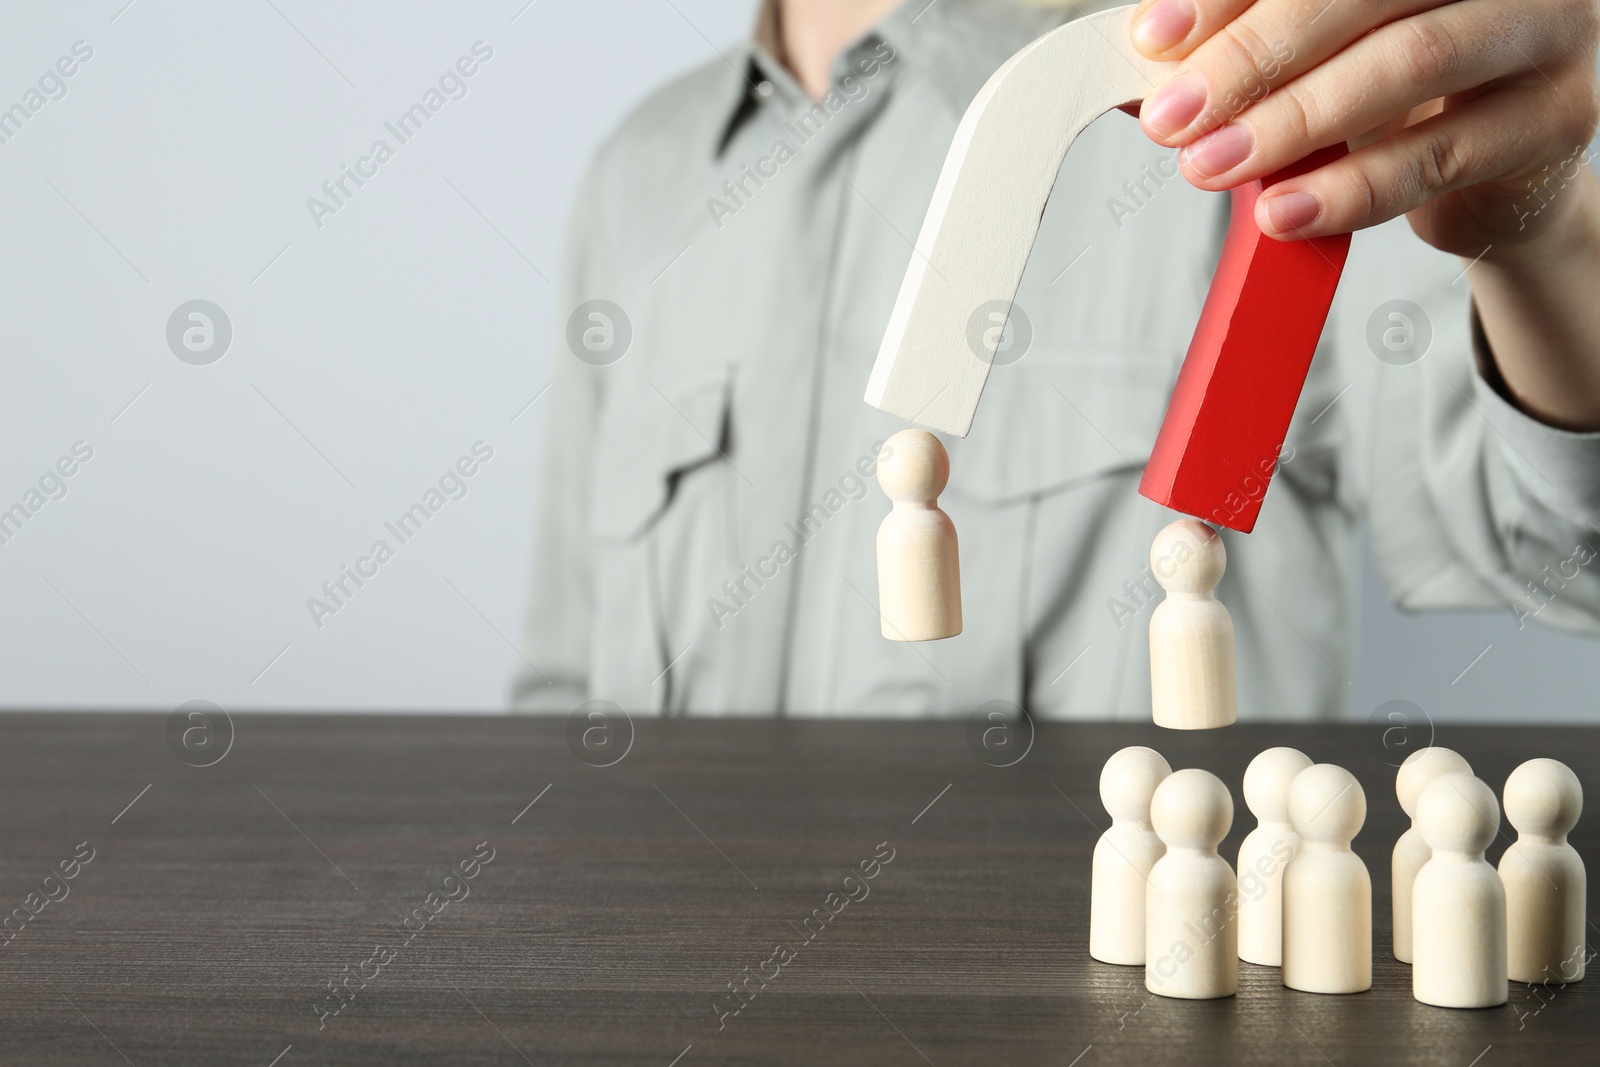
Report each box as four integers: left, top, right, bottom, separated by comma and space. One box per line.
1129, 0, 1258, 58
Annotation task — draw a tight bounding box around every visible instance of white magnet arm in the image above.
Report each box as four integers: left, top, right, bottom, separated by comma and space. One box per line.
864, 5, 1171, 436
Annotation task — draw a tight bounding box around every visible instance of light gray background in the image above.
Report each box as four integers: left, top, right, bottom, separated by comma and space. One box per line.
0, 0, 1594, 720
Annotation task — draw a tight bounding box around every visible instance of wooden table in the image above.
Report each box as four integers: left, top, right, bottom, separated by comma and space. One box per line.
2, 714, 1595, 1066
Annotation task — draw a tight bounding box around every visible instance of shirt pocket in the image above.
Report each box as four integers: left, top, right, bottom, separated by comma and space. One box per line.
589, 371, 732, 539
946, 348, 1177, 503
586, 369, 734, 711
892, 348, 1178, 713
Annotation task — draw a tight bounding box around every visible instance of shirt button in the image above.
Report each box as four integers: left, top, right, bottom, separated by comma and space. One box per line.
756, 80, 774, 98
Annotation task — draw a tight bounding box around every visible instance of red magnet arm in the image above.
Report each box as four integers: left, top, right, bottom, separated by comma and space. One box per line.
1138, 143, 1351, 533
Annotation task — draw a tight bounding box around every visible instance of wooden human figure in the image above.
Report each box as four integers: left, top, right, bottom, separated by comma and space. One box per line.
1148, 519, 1236, 729
1282, 764, 1372, 994
1392, 746, 1473, 963
875, 429, 961, 641
1499, 758, 1587, 984
1237, 747, 1313, 967
1145, 769, 1238, 999
1091, 746, 1173, 965
1413, 773, 1507, 1008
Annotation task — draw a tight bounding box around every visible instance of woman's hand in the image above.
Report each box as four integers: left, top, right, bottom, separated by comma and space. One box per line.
1129, 0, 1600, 255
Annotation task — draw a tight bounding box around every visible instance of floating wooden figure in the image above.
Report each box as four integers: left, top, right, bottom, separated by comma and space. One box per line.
862, 3, 1349, 533
875, 429, 961, 641
1148, 519, 1236, 729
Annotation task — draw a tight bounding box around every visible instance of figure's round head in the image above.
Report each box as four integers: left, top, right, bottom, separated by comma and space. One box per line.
1150, 768, 1232, 850
1288, 763, 1366, 846
1149, 519, 1224, 595
1503, 758, 1582, 839
1416, 772, 1499, 855
1099, 746, 1172, 822
1396, 746, 1473, 818
1243, 747, 1314, 823
876, 429, 948, 504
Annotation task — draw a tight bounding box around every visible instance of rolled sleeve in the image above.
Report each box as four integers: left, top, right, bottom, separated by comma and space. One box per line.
1347, 224, 1600, 637
1471, 309, 1600, 527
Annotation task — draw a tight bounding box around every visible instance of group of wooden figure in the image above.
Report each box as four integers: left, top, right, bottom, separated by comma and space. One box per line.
1091, 745, 1587, 1007
868, 429, 1587, 1009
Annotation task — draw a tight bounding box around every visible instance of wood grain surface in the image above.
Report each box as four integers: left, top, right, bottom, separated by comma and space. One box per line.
1, 714, 1595, 1066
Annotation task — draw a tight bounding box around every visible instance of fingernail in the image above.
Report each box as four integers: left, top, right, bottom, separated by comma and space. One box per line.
1180, 123, 1254, 178
1142, 71, 1207, 137
1260, 190, 1323, 234
1134, 0, 1196, 54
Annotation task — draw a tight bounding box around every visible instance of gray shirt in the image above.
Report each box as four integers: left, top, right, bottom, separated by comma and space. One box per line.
513, 0, 1600, 719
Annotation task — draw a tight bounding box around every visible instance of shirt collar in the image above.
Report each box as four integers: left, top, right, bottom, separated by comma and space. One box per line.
712, 0, 1084, 158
